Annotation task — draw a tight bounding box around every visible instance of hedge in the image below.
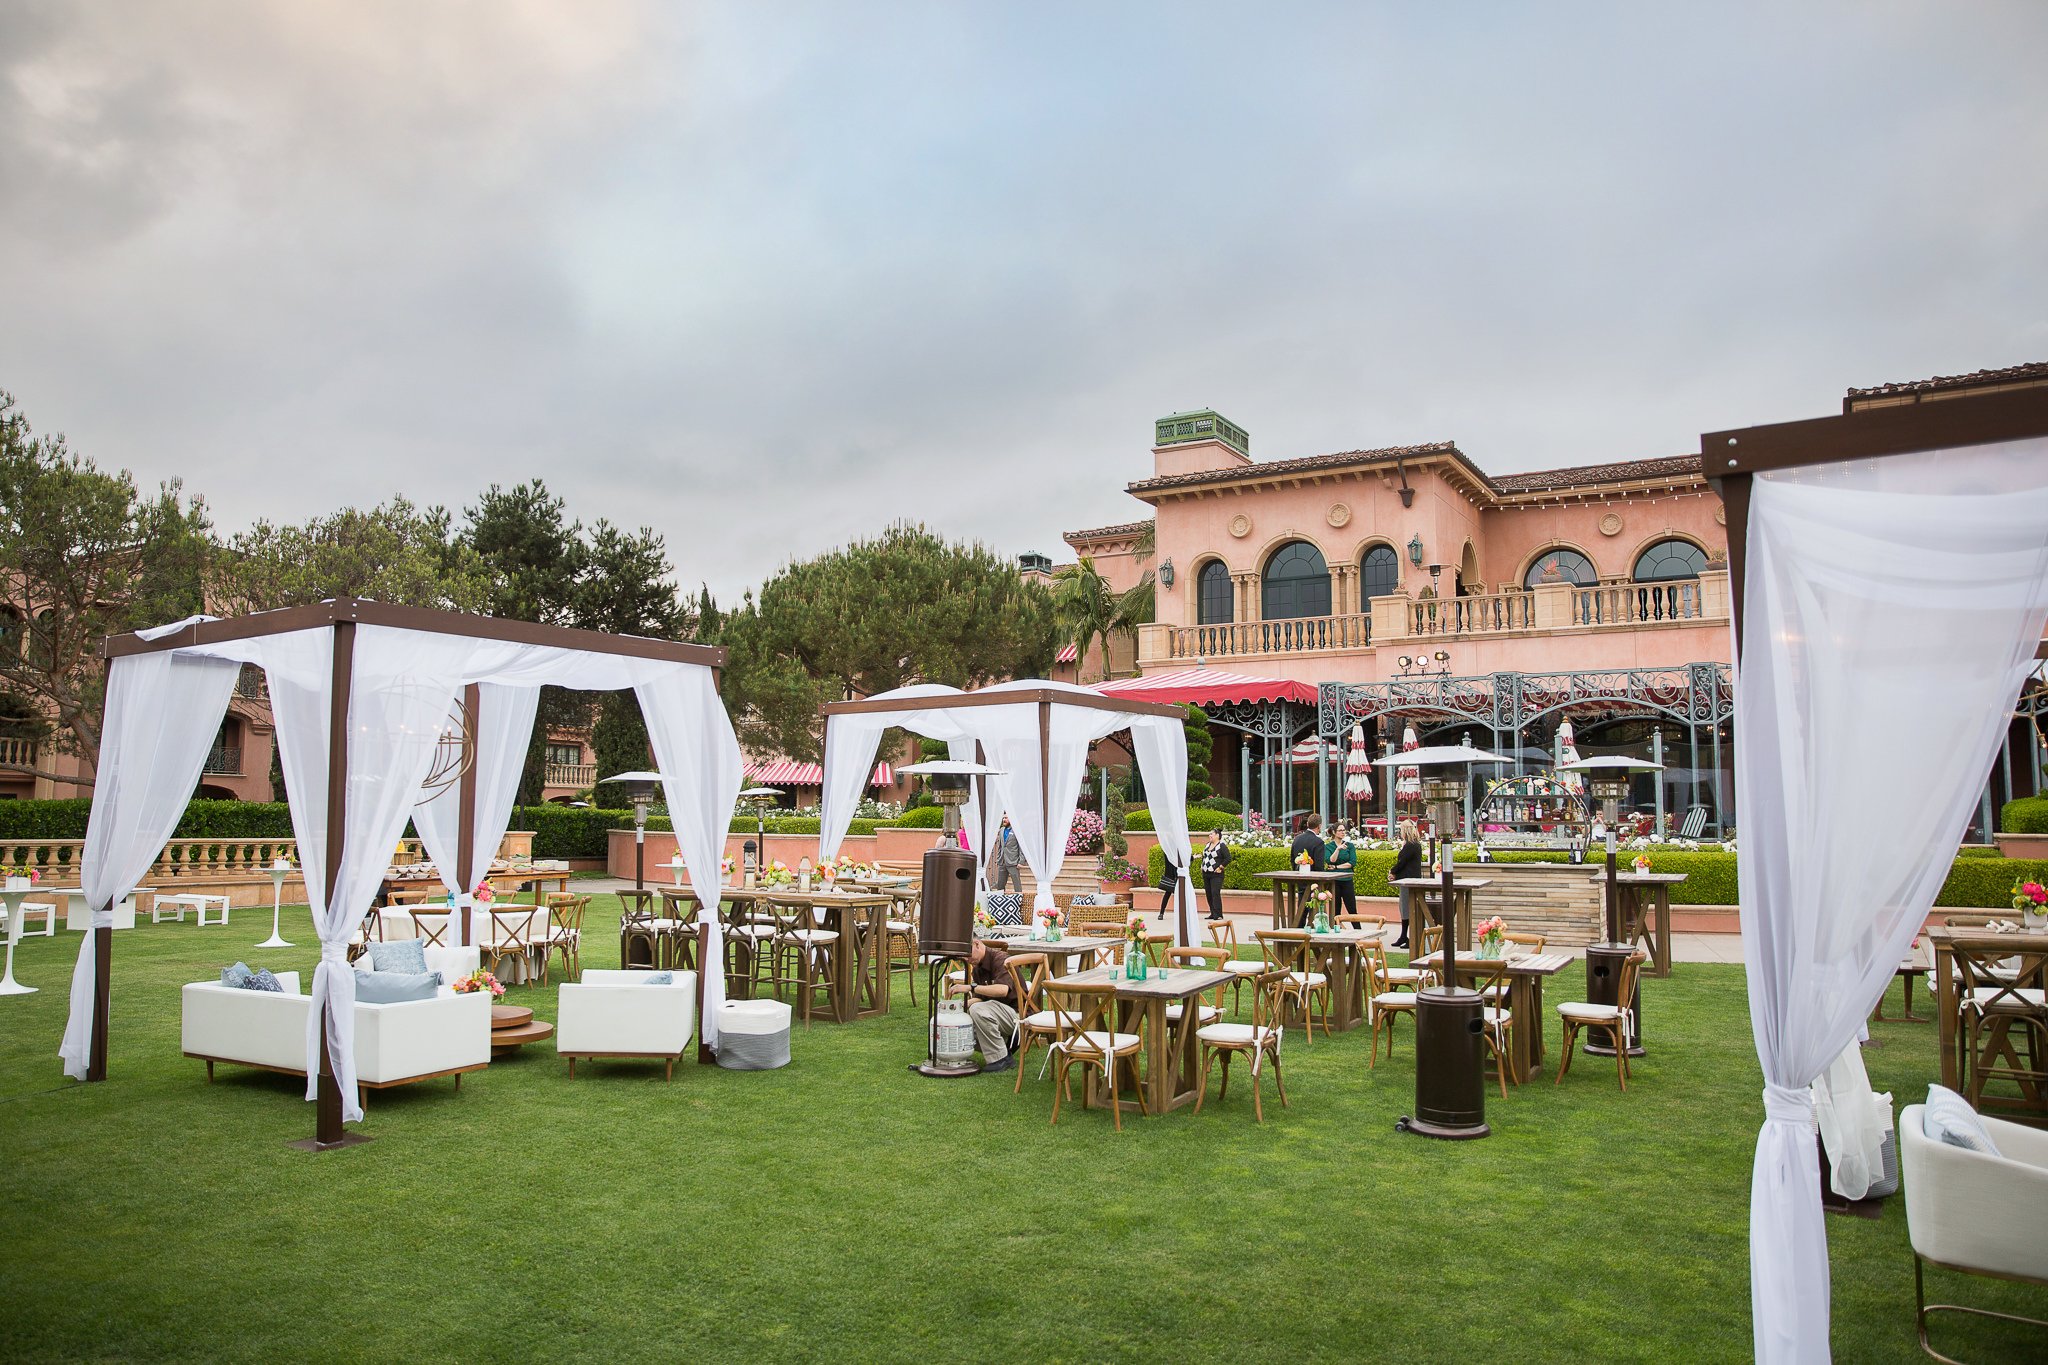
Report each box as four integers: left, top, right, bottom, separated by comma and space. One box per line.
1200, 796, 1242, 815
1142, 844, 2048, 910
2003, 796, 2048, 834
1126, 807, 1242, 833
881, 806, 947, 829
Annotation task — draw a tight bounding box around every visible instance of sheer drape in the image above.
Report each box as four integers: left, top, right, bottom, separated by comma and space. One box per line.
638, 667, 745, 1048
413, 683, 542, 946
1129, 716, 1195, 946
60, 639, 240, 1078
1736, 439, 2048, 1362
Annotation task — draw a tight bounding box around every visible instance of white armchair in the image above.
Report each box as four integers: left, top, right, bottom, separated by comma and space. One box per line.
1899, 1102, 2048, 1360
555, 969, 697, 1080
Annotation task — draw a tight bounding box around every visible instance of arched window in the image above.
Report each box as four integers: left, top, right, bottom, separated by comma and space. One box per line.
1359, 544, 1399, 603
1261, 541, 1330, 619
0, 608, 20, 661
1523, 547, 1596, 589
1633, 538, 1707, 582
1195, 560, 1233, 625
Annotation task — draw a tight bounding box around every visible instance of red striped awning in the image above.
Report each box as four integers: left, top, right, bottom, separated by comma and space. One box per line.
1056, 643, 1078, 663
1096, 668, 1318, 709
744, 761, 893, 788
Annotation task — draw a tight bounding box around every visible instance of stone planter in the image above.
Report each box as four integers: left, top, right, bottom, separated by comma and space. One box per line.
1099, 880, 1133, 898
1994, 832, 2048, 860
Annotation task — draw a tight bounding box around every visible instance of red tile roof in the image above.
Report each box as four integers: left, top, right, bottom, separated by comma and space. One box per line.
1490, 454, 1704, 493
1125, 441, 1459, 495
1844, 361, 2048, 402
1122, 438, 1703, 501
1064, 519, 1151, 543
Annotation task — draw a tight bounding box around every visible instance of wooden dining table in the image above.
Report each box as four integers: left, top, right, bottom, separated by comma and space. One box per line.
1406, 949, 1574, 1083
1926, 925, 2048, 1115
976, 929, 1114, 977
1295, 928, 1380, 1032
1600, 871, 1687, 976
722, 887, 893, 1023
1052, 962, 1236, 1118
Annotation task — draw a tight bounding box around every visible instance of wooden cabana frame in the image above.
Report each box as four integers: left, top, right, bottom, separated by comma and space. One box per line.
95, 597, 726, 1148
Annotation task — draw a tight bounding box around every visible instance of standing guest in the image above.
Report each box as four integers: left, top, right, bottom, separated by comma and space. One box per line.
1389, 819, 1424, 948
989, 815, 1024, 892
952, 937, 1018, 1072
1199, 828, 1232, 921
1289, 812, 1328, 872
1152, 852, 1182, 921
1329, 824, 1358, 919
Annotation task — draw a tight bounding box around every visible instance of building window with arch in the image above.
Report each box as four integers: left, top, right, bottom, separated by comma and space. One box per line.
1195, 559, 1233, 625
1261, 540, 1331, 620
1631, 538, 1707, 621
1359, 543, 1400, 604
1523, 547, 1597, 589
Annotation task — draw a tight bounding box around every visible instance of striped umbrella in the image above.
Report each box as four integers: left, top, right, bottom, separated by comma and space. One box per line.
1556, 719, 1584, 793
1396, 724, 1422, 802
1343, 723, 1373, 801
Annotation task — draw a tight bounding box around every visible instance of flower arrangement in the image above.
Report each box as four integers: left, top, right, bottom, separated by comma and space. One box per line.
2013, 878, 2048, 915
452, 969, 505, 1001
1294, 850, 1313, 869
472, 880, 495, 904
2, 865, 41, 884
1038, 906, 1066, 931
1631, 854, 1653, 876
1067, 810, 1105, 856
974, 906, 997, 929
1476, 916, 1507, 956
1095, 853, 1144, 885
759, 860, 794, 887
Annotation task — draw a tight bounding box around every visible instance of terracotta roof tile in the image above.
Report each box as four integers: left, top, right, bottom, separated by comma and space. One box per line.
1845, 360, 2048, 400
1491, 455, 1704, 493
1125, 441, 1460, 495
1063, 519, 1152, 543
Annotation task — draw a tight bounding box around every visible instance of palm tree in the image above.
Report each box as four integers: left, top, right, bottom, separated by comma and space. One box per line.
1053, 556, 1153, 682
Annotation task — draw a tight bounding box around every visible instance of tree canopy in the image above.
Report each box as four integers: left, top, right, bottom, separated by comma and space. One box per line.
211, 498, 491, 614
716, 523, 1059, 761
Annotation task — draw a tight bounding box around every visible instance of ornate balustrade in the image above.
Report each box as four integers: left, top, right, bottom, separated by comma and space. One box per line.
1407, 590, 1535, 637
544, 762, 595, 789
1165, 613, 1370, 660
0, 834, 502, 894
0, 736, 38, 770
1571, 580, 1704, 625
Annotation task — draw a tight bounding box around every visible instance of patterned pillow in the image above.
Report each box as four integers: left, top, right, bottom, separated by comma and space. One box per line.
1923, 1084, 2001, 1158
983, 892, 1026, 926
244, 967, 285, 993
1068, 894, 1112, 907
643, 971, 674, 985
220, 961, 254, 989
369, 937, 429, 976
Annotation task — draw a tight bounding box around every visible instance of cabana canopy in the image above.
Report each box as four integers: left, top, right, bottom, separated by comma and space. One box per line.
818, 682, 1199, 945
70, 598, 743, 1148
1708, 385, 2048, 1361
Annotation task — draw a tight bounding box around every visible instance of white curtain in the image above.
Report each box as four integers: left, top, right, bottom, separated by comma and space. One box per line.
1736, 438, 2048, 1363
638, 667, 745, 1048
413, 683, 542, 946
60, 639, 240, 1079
1129, 715, 1196, 947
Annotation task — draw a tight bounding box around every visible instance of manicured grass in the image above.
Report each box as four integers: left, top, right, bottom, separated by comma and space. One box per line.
0, 901, 2040, 1363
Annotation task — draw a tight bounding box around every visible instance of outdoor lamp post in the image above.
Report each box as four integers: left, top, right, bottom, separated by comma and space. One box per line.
1375, 742, 1510, 1140
602, 771, 664, 893
1560, 755, 1662, 1057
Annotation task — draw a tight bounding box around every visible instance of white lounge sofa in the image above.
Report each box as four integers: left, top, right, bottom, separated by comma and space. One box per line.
182, 947, 491, 1096
1899, 1101, 2048, 1356
556, 969, 697, 1080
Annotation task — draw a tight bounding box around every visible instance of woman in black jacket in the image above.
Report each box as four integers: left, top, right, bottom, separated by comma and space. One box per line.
1153, 853, 1181, 920
1389, 819, 1424, 948
1198, 828, 1232, 921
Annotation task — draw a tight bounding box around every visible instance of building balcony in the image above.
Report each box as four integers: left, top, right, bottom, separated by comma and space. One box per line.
1139, 569, 1730, 670
204, 744, 243, 776
544, 762, 595, 790
0, 736, 39, 773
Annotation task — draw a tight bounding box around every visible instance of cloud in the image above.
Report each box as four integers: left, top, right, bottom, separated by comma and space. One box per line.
3, 1, 2045, 602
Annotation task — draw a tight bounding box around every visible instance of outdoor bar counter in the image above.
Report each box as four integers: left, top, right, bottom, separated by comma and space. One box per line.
1458, 859, 1609, 948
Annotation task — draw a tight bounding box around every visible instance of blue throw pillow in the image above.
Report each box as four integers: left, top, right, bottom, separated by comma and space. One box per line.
353, 969, 442, 1004
220, 962, 254, 989
368, 938, 429, 977
244, 968, 284, 993
644, 971, 674, 985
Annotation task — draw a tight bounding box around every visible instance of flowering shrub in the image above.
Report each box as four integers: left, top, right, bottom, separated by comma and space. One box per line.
1096, 854, 1145, 884
1067, 811, 1104, 856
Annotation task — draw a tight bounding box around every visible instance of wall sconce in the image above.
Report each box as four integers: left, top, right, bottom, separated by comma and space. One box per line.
1158, 558, 1174, 587
1428, 562, 1444, 587
1407, 534, 1425, 566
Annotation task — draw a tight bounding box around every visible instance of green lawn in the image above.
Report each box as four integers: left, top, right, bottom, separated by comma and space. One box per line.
0, 899, 2041, 1363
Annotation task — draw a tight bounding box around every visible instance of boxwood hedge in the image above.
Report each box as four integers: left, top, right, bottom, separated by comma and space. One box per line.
1125, 807, 1243, 833
2002, 795, 2048, 834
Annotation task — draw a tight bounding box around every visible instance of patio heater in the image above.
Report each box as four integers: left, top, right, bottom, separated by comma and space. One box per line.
737, 786, 784, 885
899, 759, 1003, 1078
1561, 755, 1662, 1057
602, 771, 664, 893
1376, 742, 1511, 1141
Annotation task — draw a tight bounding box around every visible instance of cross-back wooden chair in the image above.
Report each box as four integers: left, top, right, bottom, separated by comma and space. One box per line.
767, 896, 838, 1029
1042, 980, 1147, 1131
1165, 947, 1227, 1031
1193, 968, 1290, 1123
1208, 919, 1264, 1015
1254, 928, 1331, 1043
1556, 949, 1648, 1091
405, 909, 450, 949
1953, 944, 2048, 1116
884, 892, 920, 1001
1469, 957, 1515, 1098
658, 889, 703, 972
484, 907, 538, 982
1366, 940, 1420, 1067
542, 894, 588, 984
1005, 952, 1059, 1093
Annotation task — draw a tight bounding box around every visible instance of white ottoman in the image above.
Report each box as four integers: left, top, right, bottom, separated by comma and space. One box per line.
716, 999, 792, 1070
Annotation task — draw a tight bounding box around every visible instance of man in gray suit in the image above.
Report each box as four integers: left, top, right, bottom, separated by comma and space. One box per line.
989, 814, 1024, 892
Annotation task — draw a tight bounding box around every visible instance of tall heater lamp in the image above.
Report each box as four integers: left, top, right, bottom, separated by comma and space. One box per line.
898, 759, 1003, 1078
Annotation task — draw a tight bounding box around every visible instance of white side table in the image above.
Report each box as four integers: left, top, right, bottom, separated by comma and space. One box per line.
0, 882, 38, 995
258, 865, 293, 949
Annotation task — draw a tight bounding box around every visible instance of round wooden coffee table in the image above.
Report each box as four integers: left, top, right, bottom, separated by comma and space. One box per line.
489, 1004, 552, 1054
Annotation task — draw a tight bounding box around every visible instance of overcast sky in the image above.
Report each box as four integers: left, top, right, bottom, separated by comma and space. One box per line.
4, 2, 2044, 602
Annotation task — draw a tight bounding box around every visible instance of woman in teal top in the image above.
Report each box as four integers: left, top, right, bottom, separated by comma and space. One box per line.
1329, 824, 1358, 919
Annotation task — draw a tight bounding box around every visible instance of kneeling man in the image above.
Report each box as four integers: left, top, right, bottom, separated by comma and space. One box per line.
953, 938, 1018, 1073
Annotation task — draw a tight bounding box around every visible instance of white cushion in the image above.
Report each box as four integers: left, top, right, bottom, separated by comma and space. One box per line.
886, 920, 914, 932
1922, 1084, 2002, 1158
1480, 1007, 1512, 1026
1059, 1030, 1141, 1054
1222, 960, 1264, 975
1381, 967, 1425, 985
1965, 986, 2046, 1008
782, 928, 838, 944
1165, 1003, 1221, 1024
1197, 1022, 1279, 1046
1558, 1001, 1621, 1021
1285, 972, 1326, 988
1373, 990, 1419, 1008
1022, 1010, 1062, 1030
